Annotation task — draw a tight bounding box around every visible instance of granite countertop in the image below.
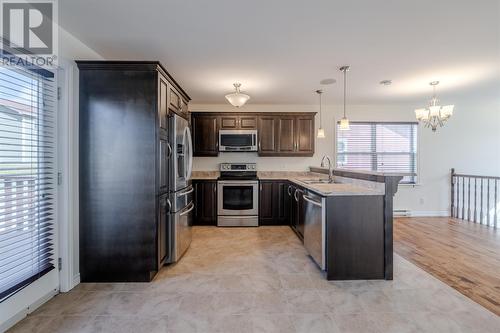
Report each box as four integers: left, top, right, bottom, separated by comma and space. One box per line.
290, 178, 384, 196
192, 170, 384, 196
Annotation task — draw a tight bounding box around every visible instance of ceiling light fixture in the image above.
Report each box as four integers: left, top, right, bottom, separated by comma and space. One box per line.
316, 89, 325, 138
415, 81, 454, 132
225, 83, 250, 108
339, 65, 350, 131
380, 80, 392, 86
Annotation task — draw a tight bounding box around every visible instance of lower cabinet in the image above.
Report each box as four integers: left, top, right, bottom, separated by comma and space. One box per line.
259, 180, 289, 225
286, 182, 305, 240
193, 180, 217, 225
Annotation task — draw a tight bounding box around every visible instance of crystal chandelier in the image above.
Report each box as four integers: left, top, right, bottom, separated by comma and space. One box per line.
415, 81, 454, 132
225, 83, 250, 107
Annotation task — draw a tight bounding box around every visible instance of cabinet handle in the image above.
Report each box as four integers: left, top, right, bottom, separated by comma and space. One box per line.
287, 186, 292, 196
258, 141, 261, 150
213, 184, 216, 192
167, 142, 172, 157
260, 184, 262, 191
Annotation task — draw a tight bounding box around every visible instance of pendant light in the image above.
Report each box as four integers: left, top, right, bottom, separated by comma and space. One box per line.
415, 81, 454, 132
316, 90, 325, 138
225, 83, 250, 107
339, 65, 350, 130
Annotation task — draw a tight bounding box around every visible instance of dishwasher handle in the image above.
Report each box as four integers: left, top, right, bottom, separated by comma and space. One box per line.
303, 194, 322, 207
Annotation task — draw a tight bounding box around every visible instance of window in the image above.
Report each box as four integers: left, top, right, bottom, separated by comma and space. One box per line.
0, 64, 56, 301
336, 122, 418, 184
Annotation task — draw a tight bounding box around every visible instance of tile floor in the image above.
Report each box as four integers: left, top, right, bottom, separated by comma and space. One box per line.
9, 226, 500, 333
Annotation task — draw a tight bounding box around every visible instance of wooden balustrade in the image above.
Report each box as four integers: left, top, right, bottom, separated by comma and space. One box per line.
451, 168, 499, 228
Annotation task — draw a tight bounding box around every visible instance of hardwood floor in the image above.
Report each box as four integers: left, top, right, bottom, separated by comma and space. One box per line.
394, 217, 500, 316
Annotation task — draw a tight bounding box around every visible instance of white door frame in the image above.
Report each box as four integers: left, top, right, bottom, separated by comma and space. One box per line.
57, 59, 80, 292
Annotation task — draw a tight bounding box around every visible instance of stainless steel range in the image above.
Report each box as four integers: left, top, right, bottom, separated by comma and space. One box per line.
217, 163, 259, 227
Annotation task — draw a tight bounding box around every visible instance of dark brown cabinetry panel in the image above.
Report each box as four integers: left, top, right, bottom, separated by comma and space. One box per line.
158, 195, 169, 265
258, 116, 277, 154
220, 116, 238, 129
240, 116, 257, 129
192, 115, 218, 156
193, 180, 217, 225
77, 61, 190, 282
158, 77, 168, 131
259, 180, 289, 225
220, 115, 257, 129
159, 138, 169, 193
191, 112, 315, 157
296, 116, 314, 154
277, 117, 295, 153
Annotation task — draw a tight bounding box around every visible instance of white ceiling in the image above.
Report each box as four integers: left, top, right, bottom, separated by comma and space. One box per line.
60, 0, 500, 105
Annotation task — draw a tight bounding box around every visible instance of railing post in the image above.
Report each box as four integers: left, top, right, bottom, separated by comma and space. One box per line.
450, 168, 455, 217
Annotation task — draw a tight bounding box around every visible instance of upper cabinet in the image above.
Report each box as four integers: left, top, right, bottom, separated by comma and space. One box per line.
259, 113, 315, 156
191, 112, 315, 157
220, 115, 257, 129
192, 114, 219, 156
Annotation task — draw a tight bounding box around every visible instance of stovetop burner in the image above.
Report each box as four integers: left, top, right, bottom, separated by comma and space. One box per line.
219, 163, 257, 180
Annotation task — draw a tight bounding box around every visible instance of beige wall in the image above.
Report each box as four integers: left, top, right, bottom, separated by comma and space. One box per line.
190, 101, 500, 216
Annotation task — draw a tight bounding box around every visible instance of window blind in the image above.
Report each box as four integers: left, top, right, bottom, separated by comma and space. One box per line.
0, 64, 56, 301
336, 122, 418, 183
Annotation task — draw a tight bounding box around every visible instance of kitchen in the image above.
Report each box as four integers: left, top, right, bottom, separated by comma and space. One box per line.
1, 1, 499, 332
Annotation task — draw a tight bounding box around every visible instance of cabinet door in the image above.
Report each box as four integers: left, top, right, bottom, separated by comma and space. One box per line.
295, 115, 314, 155
159, 138, 169, 193
158, 77, 168, 130
240, 116, 257, 129
259, 181, 274, 225
277, 116, 295, 153
168, 84, 181, 113
220, 116, 239, 129
277, 182, 289, 223
193, 181, 217, 225
258, 116, 277, 154
192, 115, 219, 156
158, 195, 169, 265
180, 98, 189, 118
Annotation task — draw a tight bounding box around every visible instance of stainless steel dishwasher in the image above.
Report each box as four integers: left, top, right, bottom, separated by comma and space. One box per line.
303, 190, 326, 270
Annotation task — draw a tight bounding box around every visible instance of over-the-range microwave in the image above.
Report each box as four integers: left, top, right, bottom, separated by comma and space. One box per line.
219, 129, 258, 152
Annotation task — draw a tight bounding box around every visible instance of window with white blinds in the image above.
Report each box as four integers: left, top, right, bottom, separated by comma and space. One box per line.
0, 64, 56, 301
336, 122, 418, 184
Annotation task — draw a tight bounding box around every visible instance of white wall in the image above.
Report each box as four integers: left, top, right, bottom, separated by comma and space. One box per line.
190, 101, 500, 216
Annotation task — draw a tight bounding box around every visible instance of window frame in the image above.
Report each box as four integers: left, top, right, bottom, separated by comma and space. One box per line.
335, 121, 419, 185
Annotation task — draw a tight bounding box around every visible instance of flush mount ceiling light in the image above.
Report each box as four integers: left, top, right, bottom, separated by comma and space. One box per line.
339, 65, 351, 131
379, 80, 392, 86
415, 81, 454, 132
225, 83, 250, 108
316, 90, 325, 138
320, 78, 336, 85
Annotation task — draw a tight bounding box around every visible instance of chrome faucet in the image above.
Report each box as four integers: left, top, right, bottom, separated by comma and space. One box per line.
320, 155, 334, 183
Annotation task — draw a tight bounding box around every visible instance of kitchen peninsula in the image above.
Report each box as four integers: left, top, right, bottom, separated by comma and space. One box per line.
192, 167, 402, 280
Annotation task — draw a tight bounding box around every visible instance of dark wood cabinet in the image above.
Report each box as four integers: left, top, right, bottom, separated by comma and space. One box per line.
158, 194, 169, 265
192, 115, 218, 156
258, 116, 277, 154
193, 180, 218, 225
77, 61, 190, 282
259, 180, 288, 225
296, 115, 314, 154
220, 115, 257, 129
287, 182, 304, 240
277, 116, 295, 153
158, 77, 168, 131
259, 113, 315, 157
191, 112, 315, 157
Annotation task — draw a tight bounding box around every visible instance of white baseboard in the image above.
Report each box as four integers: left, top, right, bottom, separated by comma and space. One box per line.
407, 210, 450, 217
0, 289, 58, 333
72, 274, 81, 289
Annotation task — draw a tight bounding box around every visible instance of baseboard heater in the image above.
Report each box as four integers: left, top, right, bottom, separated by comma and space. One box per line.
393, 209, 411, 217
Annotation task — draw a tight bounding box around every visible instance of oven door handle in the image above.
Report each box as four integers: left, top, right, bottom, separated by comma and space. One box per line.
180, 202, 195, 216
218, 181, 258, 186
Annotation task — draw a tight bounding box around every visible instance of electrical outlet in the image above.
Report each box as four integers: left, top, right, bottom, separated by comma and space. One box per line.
419, 198, 425, 205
